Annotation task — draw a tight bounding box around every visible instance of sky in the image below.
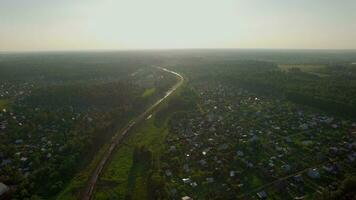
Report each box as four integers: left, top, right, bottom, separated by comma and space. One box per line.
0, 0, 356, 51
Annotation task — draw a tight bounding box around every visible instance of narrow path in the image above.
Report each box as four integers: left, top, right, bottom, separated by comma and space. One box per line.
81, 66, 183, 200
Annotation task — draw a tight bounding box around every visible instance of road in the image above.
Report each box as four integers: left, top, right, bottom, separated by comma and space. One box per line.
81, 66, 183, 200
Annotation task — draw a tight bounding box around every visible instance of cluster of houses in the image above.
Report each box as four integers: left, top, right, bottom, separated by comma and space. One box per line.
0, 100, 95, 193
161, 82, 355, 200
0, 82, 34, 99
0, 71, 163, 197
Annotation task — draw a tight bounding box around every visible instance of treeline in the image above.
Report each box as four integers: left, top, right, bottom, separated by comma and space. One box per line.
0, 52, 154, 81
285, 92, 356, 118
212, 61, 356, 118
154, 85, 198, 127
319, 176, 356, 200
24, 81, 145, 110
174, 59, 356, 117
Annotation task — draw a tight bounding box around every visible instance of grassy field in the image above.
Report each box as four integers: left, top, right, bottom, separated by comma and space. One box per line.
0, 99, 9, 110
57, 73, 186, 200
93, 107, 171, 199
94, 82, 188, 199
94, 114, 169, 199
142, 88, 156, 98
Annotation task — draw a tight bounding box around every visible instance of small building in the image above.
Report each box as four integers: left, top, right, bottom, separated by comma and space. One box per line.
294, 174, 303, 183
165, 170, 172, 177
307, 168, 320, 179
15, 139, 23, 144
182, 178, 191, 184
282, 164, 291, 173
257, 190, 267, 199
0, 182, 9, 197
206, 177, 214, 183
230, 171, 235, 177
237, 150, 244, 157
182, 196, 193, 200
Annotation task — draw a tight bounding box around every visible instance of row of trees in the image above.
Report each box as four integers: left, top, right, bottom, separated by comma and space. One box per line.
209, 62, 356, 118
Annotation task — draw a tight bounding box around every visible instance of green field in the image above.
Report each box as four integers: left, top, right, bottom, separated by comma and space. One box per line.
142, 88, 156, 98
94, 111, 169, 199
0, 99, 9, 110
93, 83, 188, 200
55, 114, 167, 200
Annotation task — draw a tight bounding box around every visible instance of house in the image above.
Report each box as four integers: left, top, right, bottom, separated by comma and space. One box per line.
349, 129, 356, 135
301, 140, 313, 146
307, 168, 320, 179
0, 182, 9, 197
206, 177, 214, 183
331, 124, 338, 129
182, 196, 193, 200
282, 164, 291, 173
20, 157, 28, 162
230, 171, 235, 177
0, 121, 7, 130
322, 165, 335, 174
182, 178, 191, 184
299, 123, 308, 130
329, 147, 338, 155
165, 170, 172, 177
15, 139, 23, 144
237, 150, 244, 157
347, 153, 355, 162
257, 190, 267, 199
199, 159, 207, 166
183, 164, 190, 172
1, 159, 11, 166
294, 174, 303, 183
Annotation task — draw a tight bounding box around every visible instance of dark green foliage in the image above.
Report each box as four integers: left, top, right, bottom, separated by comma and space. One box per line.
154, 86, 197, 127
130, 146, 168, 199
286, 91, 356, 117
132, 145, 153, 169
147, 172, 167, 200
25, 81, 144, 109
213, 62, 356, 117
320, 176, 356, 200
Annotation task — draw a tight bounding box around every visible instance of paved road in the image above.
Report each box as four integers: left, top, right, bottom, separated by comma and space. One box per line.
81, 67, 183, 200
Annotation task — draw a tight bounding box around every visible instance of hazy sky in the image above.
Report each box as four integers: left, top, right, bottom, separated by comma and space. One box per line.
1, 0, 356, 51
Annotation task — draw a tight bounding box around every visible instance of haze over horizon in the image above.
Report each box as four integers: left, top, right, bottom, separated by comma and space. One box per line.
1, 0, 356, 51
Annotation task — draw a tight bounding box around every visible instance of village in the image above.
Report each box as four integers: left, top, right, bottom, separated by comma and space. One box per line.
0, 66, 179, 198
161, 82, 356, 199
0, 80, 96, 197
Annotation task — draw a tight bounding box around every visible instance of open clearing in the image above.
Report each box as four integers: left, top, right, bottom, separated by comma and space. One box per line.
0, 99, 9, 110
142, 88, 156, 98
94, 109, 170, 199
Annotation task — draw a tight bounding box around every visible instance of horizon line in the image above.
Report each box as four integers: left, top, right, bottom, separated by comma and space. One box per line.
1, 47, 356, 54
